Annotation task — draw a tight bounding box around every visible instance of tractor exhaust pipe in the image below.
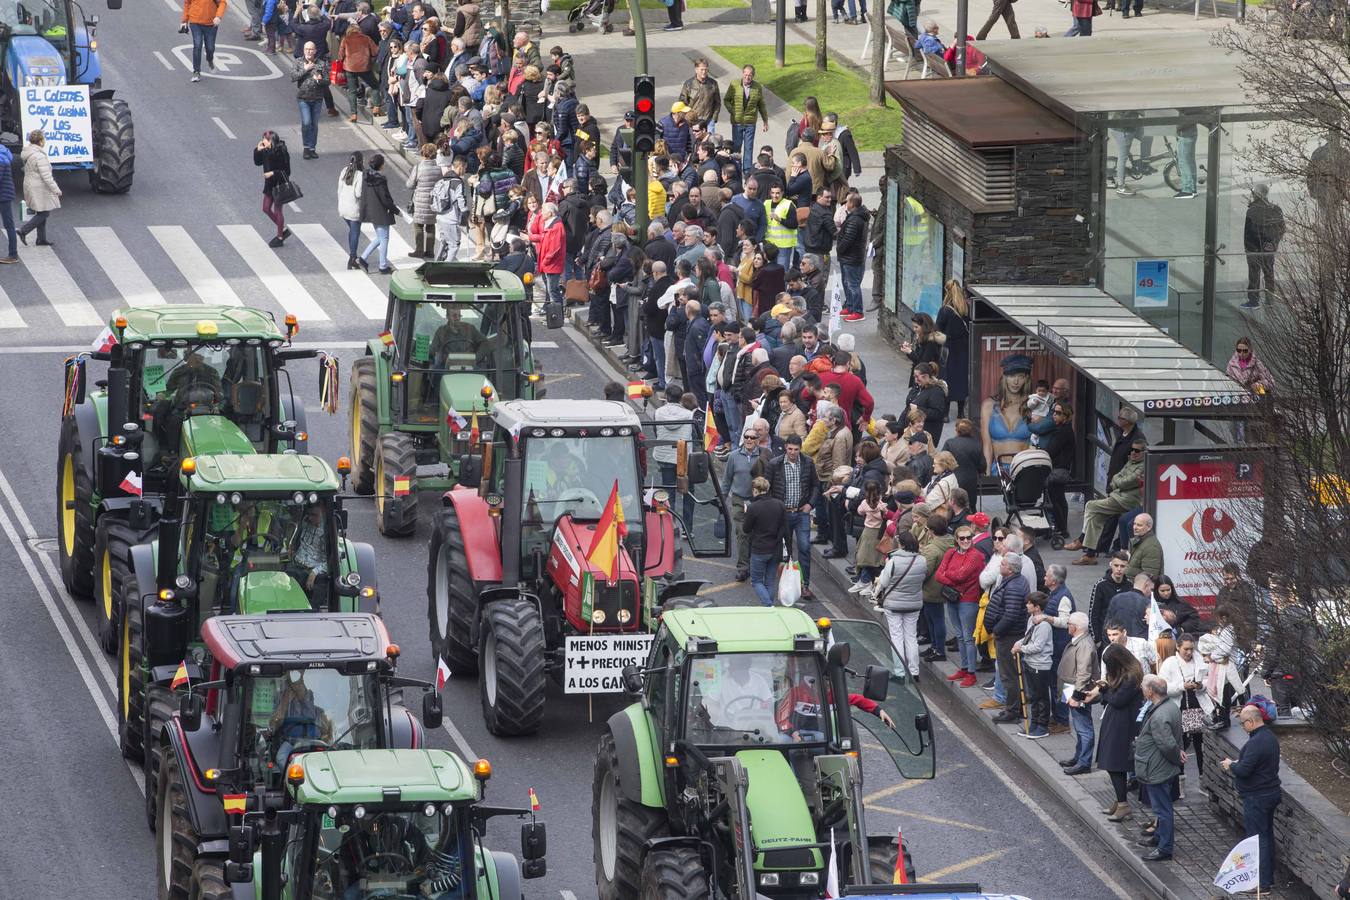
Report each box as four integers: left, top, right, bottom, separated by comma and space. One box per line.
500, 454, 524, 587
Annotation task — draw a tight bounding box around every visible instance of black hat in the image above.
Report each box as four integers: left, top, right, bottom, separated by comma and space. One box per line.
624, 110, 635, 121
1000, 353, 1033, 375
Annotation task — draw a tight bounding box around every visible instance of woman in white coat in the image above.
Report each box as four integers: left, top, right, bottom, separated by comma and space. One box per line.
872, 531, 927, 679
18, 130, 60, 246
1161, 631, 1209, 784
337, 151, 364, 269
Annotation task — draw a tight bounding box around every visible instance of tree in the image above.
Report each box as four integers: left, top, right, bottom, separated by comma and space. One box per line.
816, 0, 828, 71
1208, 5, 1350, 767
869, 5, 887, 107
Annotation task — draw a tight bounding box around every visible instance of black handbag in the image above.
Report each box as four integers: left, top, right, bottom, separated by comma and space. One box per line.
270, 176, 303, 206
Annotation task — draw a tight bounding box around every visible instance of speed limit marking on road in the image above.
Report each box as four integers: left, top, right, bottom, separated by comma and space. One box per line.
169, 44, 284, 80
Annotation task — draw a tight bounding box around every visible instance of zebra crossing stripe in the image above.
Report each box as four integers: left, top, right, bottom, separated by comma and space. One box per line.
76, 227, 165, 306
148, 225, 243, 307
289, 224, 387, 320
21, 246, 102, 327
0, 282, 25, 329
361, 224, 417, 268
217, 225, 329, 322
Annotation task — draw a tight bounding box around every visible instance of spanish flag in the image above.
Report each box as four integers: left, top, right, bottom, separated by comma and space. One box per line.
626, 380, 648, 400
585, 481, 627, 584
393, 475, 412, 497
170, 661, 189, 691
222, 794, 247, 815
469, 412, 481, 445
529, 788, 540, 812
702, 402, 720, 451
378, 330, 394, 347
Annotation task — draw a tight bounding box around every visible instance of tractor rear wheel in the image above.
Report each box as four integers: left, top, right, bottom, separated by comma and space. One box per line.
349, 357, 379, 495
118, 577, 146, 763
94, 517, 146, 655
89, 97, 135, 194
155, 747, 197, 900
187, 860, 230, 900
144, 688, 176, 830
376, 431, 419, 537
479, 598, 546, 736
427, 505, 479, 675
638, 846, 709, 900
867, 836, 916, 886
594, 732, 670, 900
57, 416, 96, 599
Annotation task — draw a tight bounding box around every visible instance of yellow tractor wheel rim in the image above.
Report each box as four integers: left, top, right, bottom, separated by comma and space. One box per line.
350, 392, 363, 471
61, 454, 76, 556
102, 549, 113, 623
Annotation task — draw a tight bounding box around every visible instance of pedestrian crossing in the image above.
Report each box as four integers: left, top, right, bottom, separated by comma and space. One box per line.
0, 221, 432, 333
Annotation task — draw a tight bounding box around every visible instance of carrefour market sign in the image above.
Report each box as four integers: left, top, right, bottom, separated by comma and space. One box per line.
20, 85, 93, 164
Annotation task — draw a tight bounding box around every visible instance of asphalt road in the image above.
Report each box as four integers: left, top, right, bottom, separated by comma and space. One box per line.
0, 5, 1155, 898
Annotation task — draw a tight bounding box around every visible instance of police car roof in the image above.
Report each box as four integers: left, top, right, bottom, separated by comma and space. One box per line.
202, 613, 391, 669
494, 399, 642, 431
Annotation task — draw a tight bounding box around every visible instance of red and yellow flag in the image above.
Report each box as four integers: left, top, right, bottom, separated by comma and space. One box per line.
626, 380, 648, 400
378, 330, 394, 347
529, 788, 540, 812
222, 794, 247, 815
393, 476, 412, 497
585, 481, 627, 584
170, 661, 189, 691
469, 412, 481, 445
703, 402, 720, 451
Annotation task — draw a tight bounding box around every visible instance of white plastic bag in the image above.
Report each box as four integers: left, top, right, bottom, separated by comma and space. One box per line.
778, 561, 802, 607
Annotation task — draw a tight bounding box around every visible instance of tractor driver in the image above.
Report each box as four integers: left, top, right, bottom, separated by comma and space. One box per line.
326, 811, 467, 899
287, 503, 329, 608
692, 654, 777, 739
153, 349, 224, 444
269, 670, 333, 767
428, 308, 485, 368
544, 442, 586, 492
165, 350, 225, 404
226, 502, 281, 602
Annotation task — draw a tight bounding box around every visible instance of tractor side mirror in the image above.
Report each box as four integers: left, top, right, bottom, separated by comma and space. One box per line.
521, 822, 547, 878
826, 641, 851, 670
335, 507, 349, 531
684, 451, 711, 486
458, 454, 483, 488
106, 0, 122, 9
621, 665, 644, 695
862, 665, 889, 703
422, 691, 443, 730
915, 713, 931, 734
225, 824, 254, 882
544, 301, 564, 330
180, 690, 204, 732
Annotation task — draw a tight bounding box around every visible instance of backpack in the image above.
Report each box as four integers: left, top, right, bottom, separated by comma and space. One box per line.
431, 175, 464, 218
785, 119, 799, 154
1245, 695, 1277, 723
780, 199, 798, 230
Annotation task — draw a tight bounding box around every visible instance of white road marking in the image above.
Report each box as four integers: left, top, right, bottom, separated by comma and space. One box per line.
212, 116, 237, 140
0, 340, 375, 355
21, 245, 103, 326
441, 717, 479, 763
76, 227, 166, 307
153, 50, 176, 71
560, 892, 579, 899
218, 224, 329, 321
0, 281, 26, 328
289, 201, 302, 213
0, 470, 145, 794
150, 225, 243, 307
290, 224, 387, 319
361, 224, 416, 268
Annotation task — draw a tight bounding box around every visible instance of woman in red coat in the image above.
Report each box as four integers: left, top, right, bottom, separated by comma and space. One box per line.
1071, 0, 1102, 35
936, 522, 987, 686
532, 202, 567, 307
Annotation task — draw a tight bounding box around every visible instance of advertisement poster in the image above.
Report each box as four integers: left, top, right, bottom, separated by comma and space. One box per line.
972, 324, 1077, 407
900, 195, 943, 317
1134, 259, 1170, 309
1145, 448, 1264, 611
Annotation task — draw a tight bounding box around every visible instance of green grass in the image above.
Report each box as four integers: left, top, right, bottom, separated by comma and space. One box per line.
637, 0, 747, 8
711, 43, 902, 151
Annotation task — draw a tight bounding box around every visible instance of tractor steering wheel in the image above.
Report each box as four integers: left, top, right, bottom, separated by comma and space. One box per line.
721, 695, 765, 718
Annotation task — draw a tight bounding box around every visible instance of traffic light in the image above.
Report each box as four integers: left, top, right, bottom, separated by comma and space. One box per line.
633, 74, 656, 154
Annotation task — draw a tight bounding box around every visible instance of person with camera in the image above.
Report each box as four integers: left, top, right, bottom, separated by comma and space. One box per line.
292, 41, 330, 159
181, 0, 228, 83
253, 130, 292, 248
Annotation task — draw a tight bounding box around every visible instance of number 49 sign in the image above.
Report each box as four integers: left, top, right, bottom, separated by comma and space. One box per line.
1134, 259, 1170, 309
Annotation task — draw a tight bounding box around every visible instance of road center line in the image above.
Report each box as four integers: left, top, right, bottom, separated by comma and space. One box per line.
441, 717, 479, 763
212, 116, 237, 140
153, 50, 176, 71
918, 848, 1011, 883
864, 803, 993, 833
862, 762, 966, 805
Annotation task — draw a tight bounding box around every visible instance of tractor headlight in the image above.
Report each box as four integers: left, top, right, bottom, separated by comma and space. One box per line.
353, 805, 367, 820
216, 493, 227, 505
759, 873, 780, 887
591, 609, 606, 625
423, 803, 437, 817
229, 492, 242, 505
327, 806, 339, 820
292, 491, 305, 505
799, 872, 820, 886
308, 492, 318, 504
617, 609, 632, 624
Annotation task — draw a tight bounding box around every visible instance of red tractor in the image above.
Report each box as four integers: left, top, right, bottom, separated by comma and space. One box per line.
426, 399, 732, 735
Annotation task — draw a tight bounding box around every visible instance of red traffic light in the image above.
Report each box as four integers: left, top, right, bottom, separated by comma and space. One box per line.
635, 97, 653, 114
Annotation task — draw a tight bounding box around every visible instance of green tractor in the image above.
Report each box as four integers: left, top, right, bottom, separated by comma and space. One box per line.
213, 748, 546, 900
153, 610, 449, 900
348, 262, 541, 537
56, 305, 333, 653
592, 607, 937, 900
115, 451, 379, 828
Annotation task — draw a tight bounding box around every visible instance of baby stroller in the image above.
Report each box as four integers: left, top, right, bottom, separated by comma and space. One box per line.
996, 448, 1061, 548
567, 0, 612, 31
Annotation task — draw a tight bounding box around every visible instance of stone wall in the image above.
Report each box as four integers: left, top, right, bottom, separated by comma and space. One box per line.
876, 138, 1093, 340
1200, 726, 1350, 899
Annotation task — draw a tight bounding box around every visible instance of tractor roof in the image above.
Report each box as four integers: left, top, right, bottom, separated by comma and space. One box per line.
202, 612, 391, 670
494, 399, 642, 432
388, 261, 527, 303
661, 607, 822, 653
114, 305, 286, 343
294, 749, 479, 804
185, 453, 340, 493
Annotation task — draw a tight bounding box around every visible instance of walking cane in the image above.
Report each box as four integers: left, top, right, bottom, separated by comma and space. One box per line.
1016, 650, 1031, 735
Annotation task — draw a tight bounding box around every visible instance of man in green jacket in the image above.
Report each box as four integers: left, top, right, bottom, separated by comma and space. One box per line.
1135, 674, 1184, 862
1074, 435, 1145, 566
1124, 513, 1164, 581
919, 511, 957, 664
723, 64, 769, 176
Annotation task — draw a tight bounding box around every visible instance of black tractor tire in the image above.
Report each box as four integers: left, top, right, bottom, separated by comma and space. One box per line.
427, 506, 479, 675
638, 846, 709, 900
57, 415, 96, 599
187, 860, 230, 900
867, 836, 917, 886
376, 431, 419, 537
349, 357, 379, 496
144, 687, 177, 831
89, 97, 134, 194
94, 517, 146, 655
593, 732, 670, 900
155, 747, 198, 900
478, 598, 546, 736
118, 576, 147, 763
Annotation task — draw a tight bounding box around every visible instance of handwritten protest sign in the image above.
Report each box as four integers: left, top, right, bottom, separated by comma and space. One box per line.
20, 85, 94, 164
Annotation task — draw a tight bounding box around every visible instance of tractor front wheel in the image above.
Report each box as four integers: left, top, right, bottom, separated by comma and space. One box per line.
144, 687, 176, 830
57, 416, 96, 599
479, 598, 546, 736
867, 835, 916, 886
118, 577, 146, 763
89, 97, 135, 194
155, 748, 198, 900
187, 860, 230, 900
427, 505, 480, 675
94, 517, 146, 655
638, 846, 709, 900
594, 732, 670, 900
375, 431, 419, 537
349, 357, 379, 495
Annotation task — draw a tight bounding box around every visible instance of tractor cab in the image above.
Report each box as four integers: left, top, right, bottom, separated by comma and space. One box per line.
220, 750, 546, 900
0, 0, 88, 84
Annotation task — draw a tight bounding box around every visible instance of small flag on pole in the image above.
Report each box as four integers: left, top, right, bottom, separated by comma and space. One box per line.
1214, 835, 1262, 894
1147, 597, 1169, 642
702, 402, 720, 451
222, 794, 247, 815
528, 788, 540, 812
436, 657, 452, 692
91, 326, 118, 353
378, 330, 395, 347
393, 475, 412, 497
825, 827, 840, 897
586, 482, 627, 584
892, 827, 908, 883
170, 661, 189, 691
447, 405, 468, 431
626, 380, 648, 399
469, 412, 481, 445
119, 471, 144, 497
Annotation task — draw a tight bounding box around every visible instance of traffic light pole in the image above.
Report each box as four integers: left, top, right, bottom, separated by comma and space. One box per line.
629, 0, 650, 245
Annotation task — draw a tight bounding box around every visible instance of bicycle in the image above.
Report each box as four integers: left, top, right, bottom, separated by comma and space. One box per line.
1106, 136, 1208, 193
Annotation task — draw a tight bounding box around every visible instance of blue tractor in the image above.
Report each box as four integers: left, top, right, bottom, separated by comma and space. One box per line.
0, 0, 134, 193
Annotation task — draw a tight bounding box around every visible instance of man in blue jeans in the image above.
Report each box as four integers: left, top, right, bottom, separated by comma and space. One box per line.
1058, 612, 1097, 774
182, 0, 227, 82
1134, 675, 1183, 862
293, 42, 329, 158
835, 192, 870, 320
1222, 704, 1283, 892
722, 65, 768, 176
765, 435, 819, 601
